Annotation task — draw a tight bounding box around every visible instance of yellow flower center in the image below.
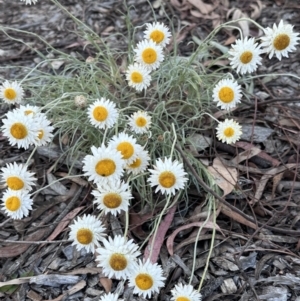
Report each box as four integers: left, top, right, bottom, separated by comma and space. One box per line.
135, 116, 147, 127
223, 127, 235, 137
95, 159, 116, 177
4, 88, 17, 101
273, 33, 290, 51
93, 106, 108, 122
117, 142, 134, 159
150, 30, 165, 44
10, 123, 28, 139
135, 273, 153, 290
131, 71, 143, 83
158, 171, 176, 188
7, 177, 25, 190
218, 87, 234, 103
129, 158, 142, 168
176, 297, 190, 301
38, 130, 44, 140
109, 253, 128, 271
24, 110, 34, 115
240, 51, 253, 64
142, 48, 157, 64
76, 228, 93, 245
5, 196, 21, 211
103, 193, 122, 209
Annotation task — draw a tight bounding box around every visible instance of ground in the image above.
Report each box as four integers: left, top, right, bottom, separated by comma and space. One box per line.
1, 0, 300, 301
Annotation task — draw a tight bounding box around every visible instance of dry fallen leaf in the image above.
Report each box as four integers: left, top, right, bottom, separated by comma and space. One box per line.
208, 157, 238, 196
144, 205, 176, 263
166, 221, 223, 256
99, 277, 112, 293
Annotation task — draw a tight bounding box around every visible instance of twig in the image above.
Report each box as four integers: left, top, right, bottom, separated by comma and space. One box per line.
175, 143, 300, 236
0, 239, 69, 244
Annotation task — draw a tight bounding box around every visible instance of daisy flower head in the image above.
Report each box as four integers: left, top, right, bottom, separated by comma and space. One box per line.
171, 283, 202, 301
83, 144, 124, 185
128, 259, 166, 298
0, 80, 24, 104
134, 39, 164, 71
92, 180, 132, 216
1, 110, 39, 149
228, 37, 263, 74
125, 148, 150, 175
20, 0, 38, 4
1, 162, 36, 191
126, 63, 151, 92
212, 78, 242, 110
216, 118, 242, 144
96, 235, 141, 280
15, 104, 41, 117
34, 115, 54, 146
87, 98, 119, 129
148, 157, 188, 196
99, 293, 124, 301
108, 132, 142, 165
144, 22, 171, 47
128, 110, 151, 134
1, 189, 33, 219
68, 214, 106, 253
260, 20, 300, 60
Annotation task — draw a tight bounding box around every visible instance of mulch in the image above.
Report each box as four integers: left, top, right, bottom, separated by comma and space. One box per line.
1, 0, 300, 300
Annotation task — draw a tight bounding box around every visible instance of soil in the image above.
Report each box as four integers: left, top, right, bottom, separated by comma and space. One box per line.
1, 0, 300, 301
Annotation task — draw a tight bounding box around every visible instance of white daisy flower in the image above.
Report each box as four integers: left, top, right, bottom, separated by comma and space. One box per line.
33, 115, 54, 146
68, 214, 106, 253
260, 20, 300, 60
15, 104, 41, 116
128, 110, 151, 134
1, 189, 33, 219
87, 98, 119, 129
171, 283, 202, 301
82, 145, 124, 185
0, 80, 24, 104
128, 259, 166, 298
134, 39, 164, 71
125, 148, 150, 175
212, 78, 242, 110
1, 110, 39, 149
126, 63, 151, 92
228, 37, 263, 74
92, 180, 132, 216
96, 235, 140, 280
1, 162, 36, 191
148, 157, 188, 196
99, 293, 124, 301
216, 119, 242, 144
144, 22, 171, 47
20, 0, 38, 4
108, 132, 142, 165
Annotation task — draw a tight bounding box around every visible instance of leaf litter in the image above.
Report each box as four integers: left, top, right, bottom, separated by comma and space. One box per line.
1, 0, 300, 300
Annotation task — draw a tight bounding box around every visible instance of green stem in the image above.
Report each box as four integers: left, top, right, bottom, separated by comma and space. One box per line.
198, 196, 217, 292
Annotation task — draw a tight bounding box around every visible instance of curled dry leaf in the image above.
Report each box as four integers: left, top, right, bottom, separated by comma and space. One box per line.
99, 277, 112, 293
166, 221, 223, 256
187, 0, 216, 15
226, 8, 249, 37
250, 0, 263, 20
208, 157, 238, 197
